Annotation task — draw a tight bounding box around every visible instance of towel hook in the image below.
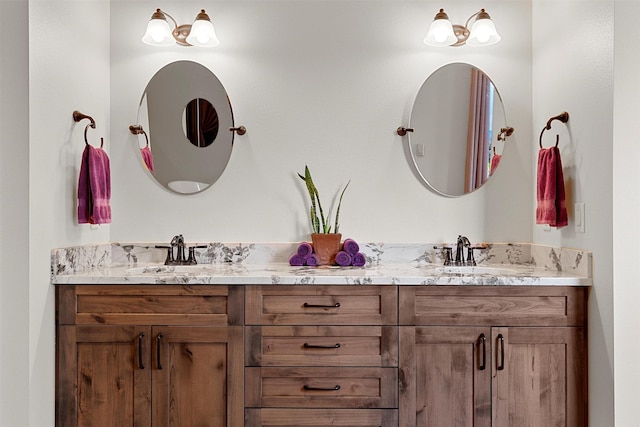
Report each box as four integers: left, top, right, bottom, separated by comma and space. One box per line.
83, 124, 104, 148
129, 125, 149, 147
73, 110, 95, 128
539, 111, 569, 149
73, 110, 103, 148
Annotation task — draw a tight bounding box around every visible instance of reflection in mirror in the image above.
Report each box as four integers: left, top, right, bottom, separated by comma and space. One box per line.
135, 61, 235, 195
183, 98, 219, 147
408, 63, 508, 197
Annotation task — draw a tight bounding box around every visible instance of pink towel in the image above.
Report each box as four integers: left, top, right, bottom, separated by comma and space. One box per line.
536, 147, 567, 228
78, 145, 111, 224
140, 146, 154, 173
489, 154, 501, 175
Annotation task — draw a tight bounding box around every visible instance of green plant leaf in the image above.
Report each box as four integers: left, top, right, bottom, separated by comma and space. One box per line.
334, 180, 350, 233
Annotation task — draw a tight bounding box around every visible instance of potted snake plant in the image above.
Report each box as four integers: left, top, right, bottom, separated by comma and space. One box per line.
298, 165, 350, 265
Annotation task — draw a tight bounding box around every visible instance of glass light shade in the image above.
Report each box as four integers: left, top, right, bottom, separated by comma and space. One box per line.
466, 17, 501, 46
424, 17, 457, 46
185, 11, 220, 47
142, 16, 174, 46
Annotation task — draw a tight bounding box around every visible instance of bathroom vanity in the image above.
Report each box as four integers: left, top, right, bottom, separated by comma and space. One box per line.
52, 242, 590, 426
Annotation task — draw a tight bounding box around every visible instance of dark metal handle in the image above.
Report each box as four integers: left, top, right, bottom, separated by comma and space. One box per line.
303, 343, 341, 349
397, 126, 414, 136
303, 302, 340, 308
497, 334, 505, 371
478, 333, 486, 371
138, 332, 145, 369
156, 333, 164, 370
303, 384, 341, 391
229, 126, 247, 135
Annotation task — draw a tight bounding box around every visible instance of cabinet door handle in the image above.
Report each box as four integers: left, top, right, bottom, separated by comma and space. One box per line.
156, 333, 164, 370
303, 384, 341, 391
138, 332, 145, 369
478, 333, 486, 371
497, 334, 505, 371
303, 302, 340, 308
303, 343, 341, 349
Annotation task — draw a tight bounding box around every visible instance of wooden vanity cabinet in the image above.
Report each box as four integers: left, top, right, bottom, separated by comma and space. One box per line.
398, 286, 588, 427
244, 285, 399, 426
55, 285, 244, 427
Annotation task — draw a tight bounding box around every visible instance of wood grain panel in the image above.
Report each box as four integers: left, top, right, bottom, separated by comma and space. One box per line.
245, 408, 398, 426
400, 286, 587, 326
60, 285, 244, 326
246, 325, 398, 367
246, 286, 397, 325
245, 367, 397, 409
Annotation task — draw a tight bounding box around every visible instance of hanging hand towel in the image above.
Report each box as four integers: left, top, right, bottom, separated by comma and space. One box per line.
536, 146, 567, 228
140, 146, 154, 173
490, 153, 502, 175
78, 145, 111, 224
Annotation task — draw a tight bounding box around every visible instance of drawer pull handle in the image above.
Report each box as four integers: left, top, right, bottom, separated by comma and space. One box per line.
303, 384, 341, 391
303, 302, 340, 308
497, 334, 505, 371
303, 343, 341, 349
478, 333, 486, 371
156, 333, 164, 370
138, 332, 145, 369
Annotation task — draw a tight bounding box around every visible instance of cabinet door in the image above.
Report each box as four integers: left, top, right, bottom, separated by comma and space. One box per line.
492, 327, 586, 427
57, 325, 152, 427
151, 326, 243, 427
399, 326, 491, 427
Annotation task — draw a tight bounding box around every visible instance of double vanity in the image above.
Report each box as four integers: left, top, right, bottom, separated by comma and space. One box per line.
52, 241, 590, 426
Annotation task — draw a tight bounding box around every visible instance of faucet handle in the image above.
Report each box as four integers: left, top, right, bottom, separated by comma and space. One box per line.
466, 247, 477, 266
186, 245, 208, 265
433, 246, 453, 266
155, 245, 174, 265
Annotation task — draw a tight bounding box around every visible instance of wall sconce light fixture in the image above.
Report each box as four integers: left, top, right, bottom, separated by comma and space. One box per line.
424, 8, 501, 47
142, 8, 220, 47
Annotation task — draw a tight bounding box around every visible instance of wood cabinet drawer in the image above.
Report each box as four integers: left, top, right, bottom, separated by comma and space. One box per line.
246, 326, 398, 367
57, 285, 244, 326
245, 408, 398, 426
246, 286, 397, 325
399, 286, 587, 326
245, 367, 398, 408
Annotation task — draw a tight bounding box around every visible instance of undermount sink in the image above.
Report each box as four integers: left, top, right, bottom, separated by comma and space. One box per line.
126, 265, 210, 274
426, 266, 518, 275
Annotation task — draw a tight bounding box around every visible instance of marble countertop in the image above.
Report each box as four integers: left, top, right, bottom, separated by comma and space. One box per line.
51, 242, 592, 287
51, 261, 591, 286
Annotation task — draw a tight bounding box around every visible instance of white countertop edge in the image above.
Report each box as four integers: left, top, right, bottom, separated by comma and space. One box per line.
50, 262, 592, 287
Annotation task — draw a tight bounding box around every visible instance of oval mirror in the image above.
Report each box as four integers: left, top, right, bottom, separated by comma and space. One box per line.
134, 61, 235, 194
408, 63, 509, 197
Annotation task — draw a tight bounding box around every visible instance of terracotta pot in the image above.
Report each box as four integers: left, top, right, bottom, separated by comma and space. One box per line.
311, 233, 342, 266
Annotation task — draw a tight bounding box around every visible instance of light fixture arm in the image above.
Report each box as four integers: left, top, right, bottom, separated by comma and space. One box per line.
157, 9, 178, 30
463, 10, 485, 32
450, 9, 487, 47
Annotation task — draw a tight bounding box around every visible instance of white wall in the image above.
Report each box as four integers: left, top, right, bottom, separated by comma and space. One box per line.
28, 1, 111, 425
110, 0, 532, 244
532, 0, 614, 425
0, 1, 30, 425
613, 0, 640, 424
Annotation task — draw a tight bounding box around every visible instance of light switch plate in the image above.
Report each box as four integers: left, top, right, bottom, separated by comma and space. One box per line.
575, 202, 585, 233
